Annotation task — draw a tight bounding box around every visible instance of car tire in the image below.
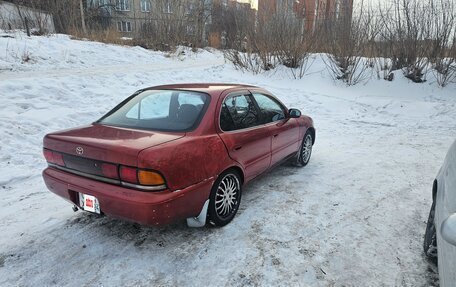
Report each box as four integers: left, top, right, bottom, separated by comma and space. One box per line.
424, 200, 438, 263
294, 131, 313, 167
207, 170, 242, 227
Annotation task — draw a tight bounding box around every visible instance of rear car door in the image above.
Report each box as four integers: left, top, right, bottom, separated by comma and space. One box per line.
217, 91, 271, 181
251, 92, 300, 166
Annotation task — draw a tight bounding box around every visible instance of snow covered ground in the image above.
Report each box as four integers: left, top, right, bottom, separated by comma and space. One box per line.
0, 31, 455, 286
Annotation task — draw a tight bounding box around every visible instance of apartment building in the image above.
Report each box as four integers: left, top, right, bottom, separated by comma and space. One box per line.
87, 0, 255, 47
258, 0, 353, 32
210, 0, 256, 48
87, 0, 211, 43
296, 0, 353, 31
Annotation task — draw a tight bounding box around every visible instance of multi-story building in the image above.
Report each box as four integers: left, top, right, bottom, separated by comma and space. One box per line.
86, 0, 255, 48
296, 0, 353, 31
87, 0, 212, 45
210, 0, 256, 48
258, 0, 353, 32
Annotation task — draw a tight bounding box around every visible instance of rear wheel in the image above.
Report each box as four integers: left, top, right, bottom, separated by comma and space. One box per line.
294, 131, 313, 167
424, 200, 438, 263
208, 170, 242, 227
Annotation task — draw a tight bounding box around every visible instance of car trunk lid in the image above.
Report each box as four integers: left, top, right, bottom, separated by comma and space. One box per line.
44, 124, 185, 167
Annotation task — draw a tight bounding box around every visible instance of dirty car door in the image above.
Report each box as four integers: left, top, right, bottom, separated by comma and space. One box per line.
217, 91, 271, 181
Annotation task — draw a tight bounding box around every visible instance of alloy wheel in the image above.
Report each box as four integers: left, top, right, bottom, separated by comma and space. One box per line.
215, 174, 241, 219
301, 134, 313, 164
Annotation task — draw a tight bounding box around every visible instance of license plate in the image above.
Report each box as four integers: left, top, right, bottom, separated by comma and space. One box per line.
79, 193, 100, 214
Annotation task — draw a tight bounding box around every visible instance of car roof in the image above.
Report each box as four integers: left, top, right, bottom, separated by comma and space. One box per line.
148, 83, 259, 94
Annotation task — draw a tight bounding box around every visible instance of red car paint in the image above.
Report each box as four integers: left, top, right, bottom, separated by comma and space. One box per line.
42, 84, 315, 226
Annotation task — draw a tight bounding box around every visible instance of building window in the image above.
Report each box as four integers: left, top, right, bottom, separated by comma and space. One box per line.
164, 0, 172, 13
89, 0, 110, 8
335, 0, 341, 19
117, 21, 132, 32
116, 0, 129, 11
140, 0, 151, 12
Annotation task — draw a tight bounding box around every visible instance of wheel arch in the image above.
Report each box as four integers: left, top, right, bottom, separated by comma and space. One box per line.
222, 166, 245, 185
307, 127, 316, 145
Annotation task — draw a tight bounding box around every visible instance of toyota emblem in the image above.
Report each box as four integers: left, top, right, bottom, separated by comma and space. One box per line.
76, 147, 84, 155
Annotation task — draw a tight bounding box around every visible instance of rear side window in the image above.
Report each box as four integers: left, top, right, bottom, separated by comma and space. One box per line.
220, 94, 261, 131
252, 93, 286, 124
98, 90, 209, 132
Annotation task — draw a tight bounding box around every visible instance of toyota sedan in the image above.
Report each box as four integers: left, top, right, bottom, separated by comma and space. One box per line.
42, 84, 315, 227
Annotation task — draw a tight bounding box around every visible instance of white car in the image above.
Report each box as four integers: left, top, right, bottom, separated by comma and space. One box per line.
424, 140, 456, 286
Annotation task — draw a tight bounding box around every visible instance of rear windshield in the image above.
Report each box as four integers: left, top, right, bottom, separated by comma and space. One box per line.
98, 90, 209, 132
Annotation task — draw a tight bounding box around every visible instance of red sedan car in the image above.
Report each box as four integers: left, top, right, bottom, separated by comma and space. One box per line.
42, 84, 315, 227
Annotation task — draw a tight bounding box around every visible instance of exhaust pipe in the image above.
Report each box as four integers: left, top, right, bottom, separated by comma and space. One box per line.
72, 205, 79, 212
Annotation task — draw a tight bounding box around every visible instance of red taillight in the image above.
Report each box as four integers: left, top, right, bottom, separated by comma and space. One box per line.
120, 166, 137, 183
43, 149, 65, 166
53, 153, 65, 166
43, 149, 53, 162
101, 163, 118, 179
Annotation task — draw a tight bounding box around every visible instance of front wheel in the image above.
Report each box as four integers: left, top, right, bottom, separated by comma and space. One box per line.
424, 200, 437, 263
294, 131, 313, 167
207, 170, 242, 227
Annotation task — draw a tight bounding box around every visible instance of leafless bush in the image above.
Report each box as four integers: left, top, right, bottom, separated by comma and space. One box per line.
224, 6, 314, 78
223, 50, 265, 74
137, 0, 212, 49
322, 2, 374, 85
68, 26, 125, 45
222, 5, 278, 73
427, 0, 456, 87
21, 49, 31, 63
273, 12, 314, 78
288, 54, 315, 79
377, 0, 440, 83
433, 58, 456, 86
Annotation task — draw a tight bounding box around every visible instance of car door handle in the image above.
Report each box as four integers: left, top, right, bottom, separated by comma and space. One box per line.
234, 146, 243, 151
273, 134, 279, 138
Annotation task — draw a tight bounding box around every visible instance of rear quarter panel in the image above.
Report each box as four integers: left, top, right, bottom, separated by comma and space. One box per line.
138, 135, 232, 191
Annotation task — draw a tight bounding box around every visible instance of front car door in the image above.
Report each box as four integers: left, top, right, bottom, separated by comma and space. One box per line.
217, 91, 271, 182
435, 141, 456, 286
251, 92, 300, 166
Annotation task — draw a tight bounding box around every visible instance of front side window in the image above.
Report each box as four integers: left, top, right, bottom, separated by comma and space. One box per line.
252, 93, 286, 123
116, 0, 129, 11
220, 94, 261, 131
117, 21, 132, 32
99, 90, 209, 132
140, 0, 151, 12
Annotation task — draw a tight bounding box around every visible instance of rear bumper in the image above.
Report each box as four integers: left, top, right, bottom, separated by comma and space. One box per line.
42, 167, 213, 226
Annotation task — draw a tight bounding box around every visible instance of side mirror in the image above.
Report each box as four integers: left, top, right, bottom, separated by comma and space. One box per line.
441, 213, 456, 246
288, 108, 301, 118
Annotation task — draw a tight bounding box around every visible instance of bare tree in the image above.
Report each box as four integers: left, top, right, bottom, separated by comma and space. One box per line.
323, 1, 374, 85
428, 0, 456, 87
